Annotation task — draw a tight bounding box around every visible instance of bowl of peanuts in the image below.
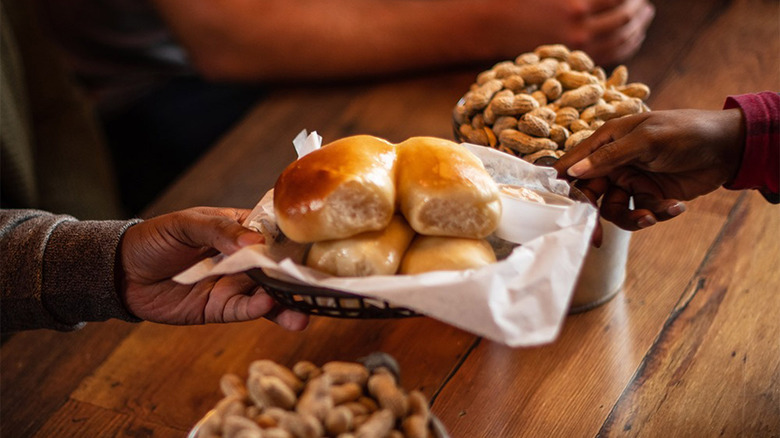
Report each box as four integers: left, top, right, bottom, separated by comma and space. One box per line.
452, 44, 649, 313
189, 352, 449, 438
452, 43, 651, 165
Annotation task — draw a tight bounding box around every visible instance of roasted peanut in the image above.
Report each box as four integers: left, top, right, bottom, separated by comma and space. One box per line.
557, 84, 604, 109
296, 374, 333, 422
292, 361, 322, 382
606, 65, 628, 88
221, 373, 248, 399
476, 69, 497, 85
617, 83, 651, 99
223, 415, 263, 438
569, 119, 590, 133
518, 61, 556, 85
502, 75, 526, 93
557, 70, 598, 90
515, 52, 540, 65
367, 373, 408, 419
492, 60, 522, 79
549, 125, 570, 148
355, 409, 395, 438
565, 129, 594, 151
603, 88, 627, 102
517, 113, 550, 138
541, 78, 563, 100
567, 50, 595, 72
463, 79, 503, 112
592, 66, 607, 82
554, 106, 580, 127
527, 106, 557, 125
330, 382, 363, 405
401, 415, 429, 438
534, 44, 570, 61
325, 406, 354, 436
492, 116, 518, 136
499, 129, 558, 155
249, 360, 304, 394
530, 90, 547, 106
488, 91, 538, 116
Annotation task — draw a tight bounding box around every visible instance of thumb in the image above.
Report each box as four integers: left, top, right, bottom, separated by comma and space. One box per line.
173, 208, 264, 255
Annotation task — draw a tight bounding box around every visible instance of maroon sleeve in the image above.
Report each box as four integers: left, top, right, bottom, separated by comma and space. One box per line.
722, 91, 779, 203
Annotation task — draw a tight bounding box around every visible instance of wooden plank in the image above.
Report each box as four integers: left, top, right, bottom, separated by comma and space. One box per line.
0, 320, 135, 437
600, 193, 780, 436
69, 315, 475, 431
642, 0, 780, 111
625, 0, 730, 92
429, 191, 739, 437
32, 399, 183, 438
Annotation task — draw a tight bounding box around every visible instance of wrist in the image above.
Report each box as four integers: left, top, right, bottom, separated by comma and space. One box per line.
718, 108, 747, 186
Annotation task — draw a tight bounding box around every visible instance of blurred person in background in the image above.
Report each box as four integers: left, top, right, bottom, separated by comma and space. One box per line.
30, 0, 656, 214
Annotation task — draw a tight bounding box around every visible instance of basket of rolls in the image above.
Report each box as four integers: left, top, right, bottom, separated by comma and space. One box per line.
254, 134, 502, 319
174, 130, 599, 347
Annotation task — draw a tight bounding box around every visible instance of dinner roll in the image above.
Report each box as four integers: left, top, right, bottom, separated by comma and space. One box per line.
274, 135, 397, 243
306, 215, 416, 277
399, 235, 496, 275
396, 137, 501, 239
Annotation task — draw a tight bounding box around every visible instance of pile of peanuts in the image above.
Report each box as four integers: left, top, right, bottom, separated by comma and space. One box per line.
453, 44, 651, 164
193, 357, 438, 438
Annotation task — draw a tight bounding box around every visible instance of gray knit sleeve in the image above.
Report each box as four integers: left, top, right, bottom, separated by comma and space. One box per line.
1, 209, 142, 332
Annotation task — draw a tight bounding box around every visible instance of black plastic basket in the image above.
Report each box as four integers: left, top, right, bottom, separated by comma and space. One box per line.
247, 269, 421, 319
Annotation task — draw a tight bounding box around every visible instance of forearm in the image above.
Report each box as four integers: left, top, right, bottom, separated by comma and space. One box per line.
0, 210, 141, 332
151, 0, 512, 81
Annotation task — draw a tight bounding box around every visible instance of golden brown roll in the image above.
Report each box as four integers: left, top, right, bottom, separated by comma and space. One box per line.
274, 135, 398, 243
396, 137, 501, 239
305, 215, 416, 277
398, 235, 496, 275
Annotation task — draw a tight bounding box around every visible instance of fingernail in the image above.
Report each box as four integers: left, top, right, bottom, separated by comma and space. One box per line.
237, 231, 264, 247
637, 215, 657, 229
667, 202, 687, 216
567, 158, 592, 178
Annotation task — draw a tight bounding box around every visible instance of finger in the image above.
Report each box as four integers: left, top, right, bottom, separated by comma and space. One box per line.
610, 168, 687, 222
555, 117, 641, 178
588, 0, 647, 35
563, 117, 653, 179
268, 308, 310, 331
587, 3, 654, 62
204, 275, 274, 322
633, 196, 687, 222
574, 176, 610, 205
599, 185, 654, 231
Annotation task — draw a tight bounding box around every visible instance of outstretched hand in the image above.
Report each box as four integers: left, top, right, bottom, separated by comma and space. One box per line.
118, 207, 309, 330
554, 109, 744, 230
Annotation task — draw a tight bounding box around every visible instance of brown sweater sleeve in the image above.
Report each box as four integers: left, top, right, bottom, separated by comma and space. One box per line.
1, 209, 142, 332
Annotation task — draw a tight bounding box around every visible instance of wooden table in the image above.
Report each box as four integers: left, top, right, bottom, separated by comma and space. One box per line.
3, 1, 778, 436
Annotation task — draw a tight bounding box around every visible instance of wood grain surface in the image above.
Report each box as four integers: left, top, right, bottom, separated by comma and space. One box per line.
2, 0, 778, 437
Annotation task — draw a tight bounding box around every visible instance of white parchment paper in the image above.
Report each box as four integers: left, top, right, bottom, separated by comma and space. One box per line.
174, 131, 598, 347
